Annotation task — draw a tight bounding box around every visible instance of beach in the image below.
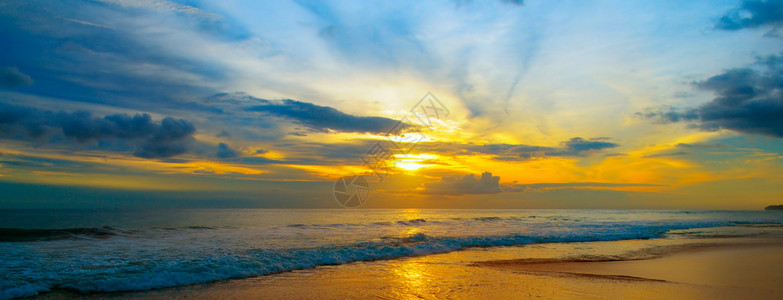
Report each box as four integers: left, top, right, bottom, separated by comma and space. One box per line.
4, 209, 783, 299
31, 235, 783, 299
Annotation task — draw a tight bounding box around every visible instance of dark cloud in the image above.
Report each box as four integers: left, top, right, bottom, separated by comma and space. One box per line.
716, 0, 783, 32
436, 137, 619, 161
548, 137, 619, 156
215, 142, 240, 158
59, 112, 156, 142
246, 98, 410, 135
0, 103, 195, 158
0, 67, 33, 89
201, 92, 410, 137
215, 130, 231, 138
421, 172, 501, 195
453, 0, 524, 7
638, 53, 783, 138
133, 117, 196, 158
288, 131, 309, 136
500, 0, 524, 5
636, 105, 698, 123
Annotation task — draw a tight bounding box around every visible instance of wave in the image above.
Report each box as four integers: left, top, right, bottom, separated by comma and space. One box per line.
396, 218, 426, 225
0, 226, 131, 242
281, 215, 583, 229
0, 225, 248, 242
7, 230, 639, 298
4, 219, 769, 299
284, 218, 430, 229
472, 216, 503, 221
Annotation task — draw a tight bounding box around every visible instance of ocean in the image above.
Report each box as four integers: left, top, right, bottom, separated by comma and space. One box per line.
2, 209, 783, 299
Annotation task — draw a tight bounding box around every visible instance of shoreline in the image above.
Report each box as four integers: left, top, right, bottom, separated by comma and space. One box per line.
476, 238, 783, 295
28, 236, 783, 299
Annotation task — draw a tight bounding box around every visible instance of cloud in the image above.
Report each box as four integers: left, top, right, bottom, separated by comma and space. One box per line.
0, 103, 196, 158
445, 137, 619, 161
636, 106, 698, 123
420, 172, 501, 195
0, 67, 33, 89
0, 0, 226, 106
642, 151, 688, 158
271, 140, 380, 163
215, 130, 231, 138
133, 117, 196, 158
675, 142, 723, 149
641, 142, 724, 158
638, 53, 783, 138
716, 0, 783, 32
95, 0, 222, 21
499, 0, 524, 5
503, 182, 665, 192
465, 144, 555, 156
215, 142, 240, 158
548, 137, 619, 156
246, 98, 410, 135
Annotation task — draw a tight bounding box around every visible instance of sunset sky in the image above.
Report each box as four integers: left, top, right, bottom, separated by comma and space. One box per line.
1, 0, 782, 209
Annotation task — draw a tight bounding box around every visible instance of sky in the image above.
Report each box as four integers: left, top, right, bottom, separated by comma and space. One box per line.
1, 0, 783, 209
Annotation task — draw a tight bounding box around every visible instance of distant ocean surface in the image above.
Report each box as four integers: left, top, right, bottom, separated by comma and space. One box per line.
2, 209, 783, 299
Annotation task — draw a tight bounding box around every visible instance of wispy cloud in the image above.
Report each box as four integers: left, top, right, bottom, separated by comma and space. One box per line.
421, 137, 619, 161
95, 0, 222, 21
245, 98, 410, 135
0, 67, 33, 89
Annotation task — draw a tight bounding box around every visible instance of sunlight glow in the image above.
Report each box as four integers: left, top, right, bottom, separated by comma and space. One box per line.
393, 154, 439, 171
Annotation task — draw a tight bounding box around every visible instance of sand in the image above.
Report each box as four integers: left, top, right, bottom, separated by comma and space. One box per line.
30, 237, 783, 299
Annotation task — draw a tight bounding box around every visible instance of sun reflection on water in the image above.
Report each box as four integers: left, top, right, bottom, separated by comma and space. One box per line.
398, 208, 422, 220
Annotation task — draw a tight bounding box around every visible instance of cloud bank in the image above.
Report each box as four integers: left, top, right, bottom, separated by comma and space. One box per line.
639, 53, 783, 138
0, 103, 195, 158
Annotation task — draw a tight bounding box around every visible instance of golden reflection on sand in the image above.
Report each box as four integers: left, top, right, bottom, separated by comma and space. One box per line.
391, 259, 428, 297
390, 208, 434, 298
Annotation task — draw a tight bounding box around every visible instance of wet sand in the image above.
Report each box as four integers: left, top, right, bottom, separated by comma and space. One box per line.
31, 237, 783, 299
476, 239, 783, 299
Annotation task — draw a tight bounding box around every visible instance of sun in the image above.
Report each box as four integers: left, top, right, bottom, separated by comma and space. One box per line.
393, 154, 439, 171
395, 162, 427, 171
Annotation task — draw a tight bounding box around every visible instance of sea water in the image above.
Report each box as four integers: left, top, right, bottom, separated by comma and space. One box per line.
1, 209, 783, 298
